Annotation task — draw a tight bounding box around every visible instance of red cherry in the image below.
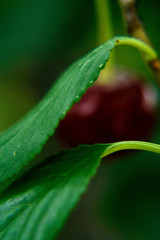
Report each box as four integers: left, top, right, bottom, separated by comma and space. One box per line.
57, 70, 158, 147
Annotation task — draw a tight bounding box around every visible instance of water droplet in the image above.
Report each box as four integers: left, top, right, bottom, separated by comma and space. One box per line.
89, 80, 93, 85
99, 64, 103, 69
13, 151, 16, 156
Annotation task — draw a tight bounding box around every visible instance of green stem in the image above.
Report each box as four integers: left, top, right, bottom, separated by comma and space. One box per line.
94, 0, 116, 81
94, 0, 114, 44
114, 36, 158, 62
101, 141, 160, 158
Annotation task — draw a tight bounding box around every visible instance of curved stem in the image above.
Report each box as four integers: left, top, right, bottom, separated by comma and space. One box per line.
101, 141, 160, 158
114, 36, 158, 61
114, 37, 160, 86
97, 36, 159, 85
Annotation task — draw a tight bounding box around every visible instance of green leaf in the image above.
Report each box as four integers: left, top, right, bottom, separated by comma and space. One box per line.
0, 38, 115, 189
0, 34, 158, 192
0, 138, 159, 240
0, 140, 159, 240
0, 144, 106, 240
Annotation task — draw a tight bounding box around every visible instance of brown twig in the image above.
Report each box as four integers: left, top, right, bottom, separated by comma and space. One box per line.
118, 0, 160, 85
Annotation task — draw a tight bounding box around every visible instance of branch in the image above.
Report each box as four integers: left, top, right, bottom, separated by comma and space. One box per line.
118, 0, 160, 85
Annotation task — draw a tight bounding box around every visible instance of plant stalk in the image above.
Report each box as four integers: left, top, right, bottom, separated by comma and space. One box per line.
101, 140, 160, 158
114, 37, 157, 62
94, 0, 116, 84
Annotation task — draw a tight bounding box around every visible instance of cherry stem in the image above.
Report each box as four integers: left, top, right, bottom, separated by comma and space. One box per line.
101, 141, 160, 158
114, 37, 160, 87
114, 36, 158, 62
94, 0, 116, 83
94, 0, 114, 45
98, 36, 159, 85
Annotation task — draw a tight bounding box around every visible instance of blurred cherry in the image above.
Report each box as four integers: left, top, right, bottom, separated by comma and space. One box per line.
57, 69, 158, 147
